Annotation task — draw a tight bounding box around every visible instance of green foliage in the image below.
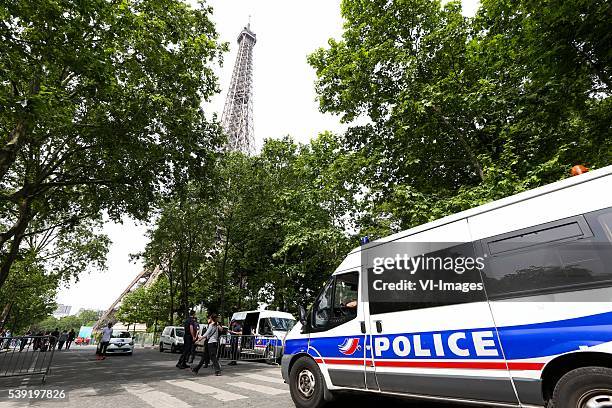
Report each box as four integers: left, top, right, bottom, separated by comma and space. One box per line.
308, 0, 611, 235
0, 0, 226, 291
116, 277, 171, 331
33, 309, 101, 333
0, 255, 57, 333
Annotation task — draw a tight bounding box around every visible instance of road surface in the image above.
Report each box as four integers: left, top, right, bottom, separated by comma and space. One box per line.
0, 346, 495, 408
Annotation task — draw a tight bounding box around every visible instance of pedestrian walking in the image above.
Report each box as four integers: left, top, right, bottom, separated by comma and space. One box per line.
188, 317, 199, 364
66, 329, 75, 350
19, 330, 31, 352
96, 323, 113, 360
58, 330, 68, 350
228, 319, 242, 366
2, 329, 11, 349
50, 328, 59, 349
192, 314, 221, 376
176, 310, 198, 369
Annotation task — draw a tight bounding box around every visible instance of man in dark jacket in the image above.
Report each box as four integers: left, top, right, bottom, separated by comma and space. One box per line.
66, 329, 76, 350
176, 310, 197, 369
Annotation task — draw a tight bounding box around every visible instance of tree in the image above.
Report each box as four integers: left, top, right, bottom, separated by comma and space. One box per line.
33, 308, 102, 333
308, 0, 610, 234
0, 0, 226, 289
0, 255, 57, 333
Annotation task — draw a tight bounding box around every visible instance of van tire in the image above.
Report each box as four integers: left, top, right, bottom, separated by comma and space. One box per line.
550, 366, 612, 408
159, 342, 164, 352
170, 344, 176, 353
289, 357, 326, 408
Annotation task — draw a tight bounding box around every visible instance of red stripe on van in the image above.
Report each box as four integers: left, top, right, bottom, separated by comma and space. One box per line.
314, 358, 544, 371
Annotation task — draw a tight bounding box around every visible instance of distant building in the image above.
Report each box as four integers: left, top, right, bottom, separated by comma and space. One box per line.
53, 304, 72, 318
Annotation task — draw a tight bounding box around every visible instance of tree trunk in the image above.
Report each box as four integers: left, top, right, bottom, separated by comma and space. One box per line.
0, 198, 33, 289
219, 225, 231, 320
0, 120, 26, 183
431, 105, 484, 181
0, 303, 12, 331
168, 258, 174, 325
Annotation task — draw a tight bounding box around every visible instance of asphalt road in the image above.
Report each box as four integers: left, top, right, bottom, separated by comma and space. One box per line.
0, 346, 490, 408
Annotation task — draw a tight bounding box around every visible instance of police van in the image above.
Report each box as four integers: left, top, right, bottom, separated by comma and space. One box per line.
229, 309, 296, 362
281, 166, 612, 408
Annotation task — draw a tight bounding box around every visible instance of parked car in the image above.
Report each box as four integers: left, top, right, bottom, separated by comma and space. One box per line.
159, 326, 185, 353
106, 330, 133, 355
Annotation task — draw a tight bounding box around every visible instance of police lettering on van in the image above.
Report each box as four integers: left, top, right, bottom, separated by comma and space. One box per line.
281, 165, 612, 408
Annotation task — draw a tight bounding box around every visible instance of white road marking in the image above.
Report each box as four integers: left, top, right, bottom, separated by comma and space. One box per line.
227, 381, 289, 395
0, 402, 22, 408
70, 387, 97, 398
237, 373, 285, 385
123, 384, 190, 408
166, 379, 247, 402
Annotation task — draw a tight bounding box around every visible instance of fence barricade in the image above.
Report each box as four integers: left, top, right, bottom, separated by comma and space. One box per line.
196, 334, 283, 364
133, 332, 159, 348
0, 336, 56, 383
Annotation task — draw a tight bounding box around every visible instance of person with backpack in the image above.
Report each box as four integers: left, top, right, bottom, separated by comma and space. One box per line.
191, 314, 221, 376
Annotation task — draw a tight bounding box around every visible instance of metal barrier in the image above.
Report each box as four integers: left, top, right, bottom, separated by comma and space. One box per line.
196, 334, 283, 364
133, 332, 159, 348
0, 336, 56, 383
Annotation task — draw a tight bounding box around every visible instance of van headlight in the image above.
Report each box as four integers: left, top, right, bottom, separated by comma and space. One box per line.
129, 341, 134, 346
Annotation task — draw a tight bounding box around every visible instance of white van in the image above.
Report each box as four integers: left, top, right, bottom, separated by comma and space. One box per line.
282, 166, 612, 408
230, 309, 296, 361
159, 326, 185, 353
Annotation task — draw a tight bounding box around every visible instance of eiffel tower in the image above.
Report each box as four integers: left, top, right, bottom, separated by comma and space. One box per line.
221, 23, 257, 154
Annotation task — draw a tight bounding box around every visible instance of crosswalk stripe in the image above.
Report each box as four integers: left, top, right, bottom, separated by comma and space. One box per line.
227, 381, 288, 395
70, 387, 97, 397
0, 401, 21, 408
237, 373, 285, 385
124, 384, 190, 408
260, 369, 283, 377
166, 379, 247, 401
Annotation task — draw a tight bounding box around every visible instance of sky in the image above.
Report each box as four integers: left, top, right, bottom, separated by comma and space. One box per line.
56, 0, 481, 313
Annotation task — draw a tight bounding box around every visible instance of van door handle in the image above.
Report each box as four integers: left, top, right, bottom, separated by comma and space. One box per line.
360, 321, 366, 334
375, 320, 383, 333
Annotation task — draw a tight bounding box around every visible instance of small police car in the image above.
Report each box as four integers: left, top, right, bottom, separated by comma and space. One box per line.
281, 165, 612, 408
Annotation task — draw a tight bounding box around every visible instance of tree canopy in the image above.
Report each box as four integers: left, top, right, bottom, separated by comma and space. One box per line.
0, 0, 227, 330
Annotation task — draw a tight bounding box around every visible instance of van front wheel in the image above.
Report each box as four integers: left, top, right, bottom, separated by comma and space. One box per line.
289, 357, 326, 408
551, 367, 612, 408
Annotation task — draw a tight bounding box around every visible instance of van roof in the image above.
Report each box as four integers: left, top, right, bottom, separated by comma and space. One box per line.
231, 310, 295, 321
335, 165, 612, 274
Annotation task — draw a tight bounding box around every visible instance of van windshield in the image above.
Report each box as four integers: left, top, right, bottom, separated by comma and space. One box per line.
175, 328, 185, 337
268, 318, 295, 331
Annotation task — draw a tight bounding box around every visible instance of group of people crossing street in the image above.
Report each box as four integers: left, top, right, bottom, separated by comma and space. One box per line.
176, 310, 226, 376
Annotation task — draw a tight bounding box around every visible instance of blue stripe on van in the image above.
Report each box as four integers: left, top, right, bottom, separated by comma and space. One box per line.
286, 311, 612, 362
498, 310, 612, 360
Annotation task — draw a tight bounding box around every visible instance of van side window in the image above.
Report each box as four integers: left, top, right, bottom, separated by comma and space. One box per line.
258, 318, 273, 335
368, 242, 485, 315
310, 272, 359, 331
331, 272, 359, 324
481, 210, 612, 299
312, 278, 334, 329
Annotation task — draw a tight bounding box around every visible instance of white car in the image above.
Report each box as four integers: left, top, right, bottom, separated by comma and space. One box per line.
106, 330, 134, 355
159, 326, 185, 353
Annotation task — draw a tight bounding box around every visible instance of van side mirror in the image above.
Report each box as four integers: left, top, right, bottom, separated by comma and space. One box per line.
298, 305, 307, 325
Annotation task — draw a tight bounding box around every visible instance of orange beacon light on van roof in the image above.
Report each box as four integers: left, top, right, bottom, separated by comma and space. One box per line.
570, 165, 589, 176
